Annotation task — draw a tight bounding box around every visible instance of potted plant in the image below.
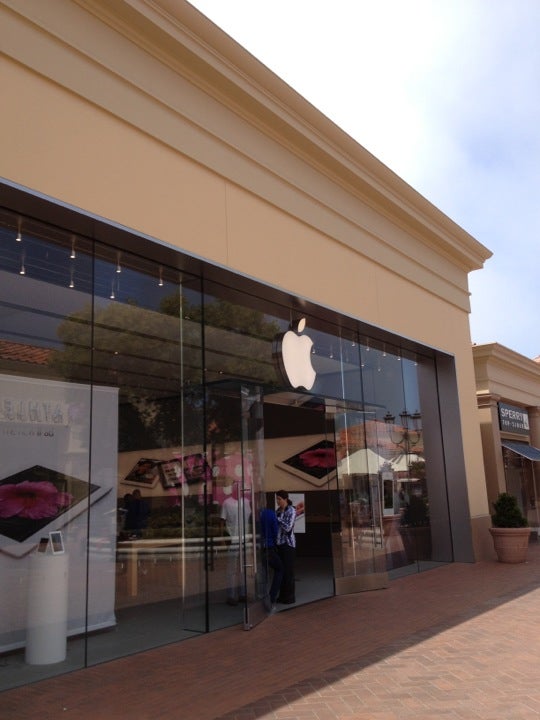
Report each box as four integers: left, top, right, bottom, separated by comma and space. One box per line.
489, 492, 530, 563
398, 492, 432, 561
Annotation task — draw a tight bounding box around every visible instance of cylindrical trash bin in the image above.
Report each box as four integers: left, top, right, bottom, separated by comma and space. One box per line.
25, 551, 69, 665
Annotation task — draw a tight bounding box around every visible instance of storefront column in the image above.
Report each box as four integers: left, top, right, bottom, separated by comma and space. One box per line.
477, 393, 506, 501
528, 406, 540, 449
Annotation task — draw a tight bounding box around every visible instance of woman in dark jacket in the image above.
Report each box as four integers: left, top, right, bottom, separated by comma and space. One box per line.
275, 489, 296, 604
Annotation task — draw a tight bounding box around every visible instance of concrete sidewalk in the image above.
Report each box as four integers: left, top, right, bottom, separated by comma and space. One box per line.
4, 545, 540, 720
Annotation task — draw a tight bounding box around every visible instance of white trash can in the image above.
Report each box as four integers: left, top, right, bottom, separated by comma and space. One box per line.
25, 552, 69, 665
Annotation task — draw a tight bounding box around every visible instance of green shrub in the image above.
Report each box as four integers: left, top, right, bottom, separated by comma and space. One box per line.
491, 492, 528, 528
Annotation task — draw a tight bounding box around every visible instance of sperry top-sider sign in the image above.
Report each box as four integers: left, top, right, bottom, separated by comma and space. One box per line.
498, 402, 530, 435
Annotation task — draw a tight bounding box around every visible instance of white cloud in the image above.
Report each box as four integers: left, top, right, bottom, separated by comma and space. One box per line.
190, 0, 540, 357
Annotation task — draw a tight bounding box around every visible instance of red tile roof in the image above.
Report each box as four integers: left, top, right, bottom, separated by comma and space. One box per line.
0, 340, 52, 366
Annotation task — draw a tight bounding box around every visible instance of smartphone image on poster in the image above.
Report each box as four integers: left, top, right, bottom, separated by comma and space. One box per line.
37, 537, 49, 553
49, 531, 65, 555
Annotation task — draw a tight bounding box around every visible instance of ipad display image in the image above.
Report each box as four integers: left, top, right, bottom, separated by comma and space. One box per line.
0, 465, 109, 557
159, 460, 182, 490
0, 465, 101, 544
276, 440, 337, 487
123, 458, 161, 488
181, 453, 211, 485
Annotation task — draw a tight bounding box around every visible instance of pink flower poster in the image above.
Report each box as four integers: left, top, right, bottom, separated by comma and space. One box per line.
0, 374, 118, 652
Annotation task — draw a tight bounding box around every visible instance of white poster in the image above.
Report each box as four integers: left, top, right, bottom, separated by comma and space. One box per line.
0, 374, 118, 652
289, 492, 305, 533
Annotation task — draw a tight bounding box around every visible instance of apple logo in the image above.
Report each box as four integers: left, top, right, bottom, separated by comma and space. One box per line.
273, 318, 316, 390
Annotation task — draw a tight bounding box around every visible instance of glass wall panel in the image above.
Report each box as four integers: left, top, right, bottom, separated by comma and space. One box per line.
504, 449, 539, 529
87, 244, 205, 663
201, 282, 282, 386
0, 210, 93, 686
0, 200, 456, 691
359, 341, 434, 575
200, 282, 279, 629
307, 325, 357, 401
339, 335, 364, 404
203, 382, 252, 630
333, 406, 388, 591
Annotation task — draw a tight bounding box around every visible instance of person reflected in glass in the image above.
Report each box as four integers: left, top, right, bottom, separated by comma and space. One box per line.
124, 489, 150, 539
220, 481, 251, 606
275, 489, 296, 605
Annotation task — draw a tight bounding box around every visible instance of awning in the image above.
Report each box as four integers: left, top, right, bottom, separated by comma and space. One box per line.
501, 440, 540, 462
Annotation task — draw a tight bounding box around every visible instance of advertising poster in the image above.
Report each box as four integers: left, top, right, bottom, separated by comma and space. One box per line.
0, 374, 118, 652
289, 492, 305, 533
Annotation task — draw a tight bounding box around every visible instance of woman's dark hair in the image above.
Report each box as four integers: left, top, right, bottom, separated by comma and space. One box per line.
276, 489, 292, 505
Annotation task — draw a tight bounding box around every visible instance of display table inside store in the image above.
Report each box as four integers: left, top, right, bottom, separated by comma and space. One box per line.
116, 535, 242, 597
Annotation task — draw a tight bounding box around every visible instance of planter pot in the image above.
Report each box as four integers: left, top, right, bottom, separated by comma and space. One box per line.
489, 527, 531, 563
398, 525, 432, 561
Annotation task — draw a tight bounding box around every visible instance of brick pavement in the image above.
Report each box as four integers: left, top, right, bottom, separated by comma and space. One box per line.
3, 545, 540, 720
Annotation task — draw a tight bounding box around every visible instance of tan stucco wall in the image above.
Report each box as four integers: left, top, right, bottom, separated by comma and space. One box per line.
0, 56, 476, 324
474, 343, 540, 525
474, 344, 540, 408
0, 58, 229, 266
0, 1, 492, 547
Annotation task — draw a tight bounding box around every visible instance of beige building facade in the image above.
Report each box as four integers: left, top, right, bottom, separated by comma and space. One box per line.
0, 0, 492, 689
473, 343, 540, 556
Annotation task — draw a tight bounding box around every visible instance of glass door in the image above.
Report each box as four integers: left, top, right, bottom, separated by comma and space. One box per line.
262, 393, 336, 608
239, 385, 268, 629
205, 381, 268, 631
332, 406, 389, 593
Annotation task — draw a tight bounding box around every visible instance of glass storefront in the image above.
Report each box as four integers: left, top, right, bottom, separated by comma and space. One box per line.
503, 446, 540, 531
0, 202, 455, 690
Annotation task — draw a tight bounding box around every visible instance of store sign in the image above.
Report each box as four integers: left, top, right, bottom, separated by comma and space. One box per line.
0, 397, 68, 425
498, 402, 529, 435
273, 318, 317, 391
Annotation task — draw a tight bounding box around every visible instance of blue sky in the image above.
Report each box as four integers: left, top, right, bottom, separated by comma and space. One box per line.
189, 0, 540, 359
